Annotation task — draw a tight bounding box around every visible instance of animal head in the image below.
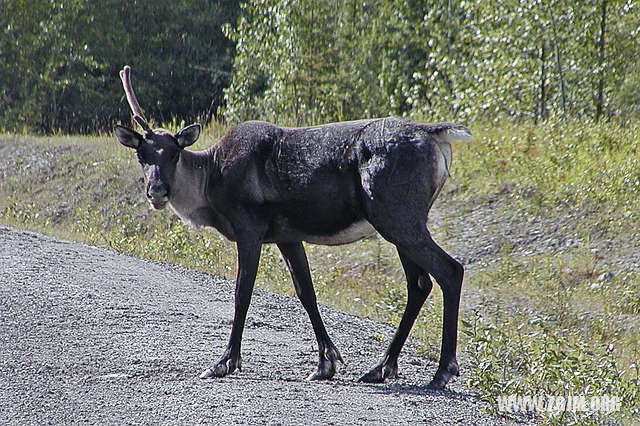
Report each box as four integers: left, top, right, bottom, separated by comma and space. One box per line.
114, 124, 200, 209
114, 65, 200, 209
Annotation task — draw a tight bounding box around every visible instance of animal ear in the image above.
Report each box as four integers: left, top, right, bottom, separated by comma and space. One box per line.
175, 123, 201, 148
114, 125, 143, 149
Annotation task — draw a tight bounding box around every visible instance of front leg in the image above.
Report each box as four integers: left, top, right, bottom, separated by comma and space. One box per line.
200, 234, 262, 379
277, 242, 344, 380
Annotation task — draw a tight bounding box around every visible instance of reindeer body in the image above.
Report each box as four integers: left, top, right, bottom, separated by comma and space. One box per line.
115, 66, 471, 388
170, 118, 460, 246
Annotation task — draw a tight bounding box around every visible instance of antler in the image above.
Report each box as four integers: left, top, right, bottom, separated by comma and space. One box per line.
119, 65, 153, 133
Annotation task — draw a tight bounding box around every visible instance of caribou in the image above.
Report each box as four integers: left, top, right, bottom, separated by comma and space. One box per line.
114, 66, 472, 389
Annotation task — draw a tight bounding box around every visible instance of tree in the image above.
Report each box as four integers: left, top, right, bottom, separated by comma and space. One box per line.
0, 0, 240, 133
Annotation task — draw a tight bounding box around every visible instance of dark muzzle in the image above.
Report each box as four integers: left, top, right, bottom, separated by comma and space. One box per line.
146, 183, 169, 209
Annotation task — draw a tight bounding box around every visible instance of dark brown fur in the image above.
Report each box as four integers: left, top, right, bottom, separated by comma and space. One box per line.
115, 116, 472, 387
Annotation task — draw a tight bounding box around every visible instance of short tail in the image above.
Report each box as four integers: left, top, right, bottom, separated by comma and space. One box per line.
426, 123, 473, 143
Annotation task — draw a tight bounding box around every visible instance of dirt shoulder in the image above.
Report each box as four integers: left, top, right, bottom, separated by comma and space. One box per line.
0, 226, 520, 425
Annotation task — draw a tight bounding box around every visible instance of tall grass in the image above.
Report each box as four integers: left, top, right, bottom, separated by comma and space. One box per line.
454, 121, 640, 231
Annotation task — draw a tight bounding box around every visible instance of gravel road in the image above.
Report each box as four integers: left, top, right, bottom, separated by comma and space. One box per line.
0, 225, 517, 425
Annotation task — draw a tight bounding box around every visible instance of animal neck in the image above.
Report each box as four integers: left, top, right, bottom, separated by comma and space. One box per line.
168, 147, 219, 225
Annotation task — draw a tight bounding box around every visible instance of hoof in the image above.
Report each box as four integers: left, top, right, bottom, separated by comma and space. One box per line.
199, 356, 241, 379
307, 343, 342, 381
426, 376, 448, 390
427, 360, 459, 389
307, 366, 335, 381
358, 362, 398, 383
199, 367, 220, 379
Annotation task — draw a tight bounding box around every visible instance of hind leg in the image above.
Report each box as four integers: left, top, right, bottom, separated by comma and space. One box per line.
363, 210, 463, 388
358, 251, 433, 383
396, 235, 463, 389
358, 147, 461, 387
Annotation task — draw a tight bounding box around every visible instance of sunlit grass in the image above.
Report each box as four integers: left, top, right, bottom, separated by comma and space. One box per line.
455, 120, 640, 233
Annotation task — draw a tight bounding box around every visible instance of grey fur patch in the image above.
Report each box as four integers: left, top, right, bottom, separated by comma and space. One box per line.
438, 127, 473, 143
303, 220, 376, 245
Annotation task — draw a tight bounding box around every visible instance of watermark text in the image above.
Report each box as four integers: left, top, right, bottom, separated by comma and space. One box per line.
496, 394, 621, 413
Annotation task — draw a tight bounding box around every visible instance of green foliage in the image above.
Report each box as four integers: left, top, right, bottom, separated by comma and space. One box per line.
0, 0, 239, 133
463, 249, 640, 424
223, 0, 351, 124
225, 0, 639, 125
3, 1, 637, 132
0, 0, 96, 132
454, 120, 640, 232
611, 71, 640, 120
464, 312, 639, 424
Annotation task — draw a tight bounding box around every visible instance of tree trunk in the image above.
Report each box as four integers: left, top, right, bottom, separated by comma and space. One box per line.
595, 0, 607, 121
537, 40, 548, 124
549, 7, 568, 120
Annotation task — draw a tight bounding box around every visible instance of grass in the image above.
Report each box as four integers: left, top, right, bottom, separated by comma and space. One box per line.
1, 120, 639, 424
463, 249, 639, 425
453, 120, 640, 233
